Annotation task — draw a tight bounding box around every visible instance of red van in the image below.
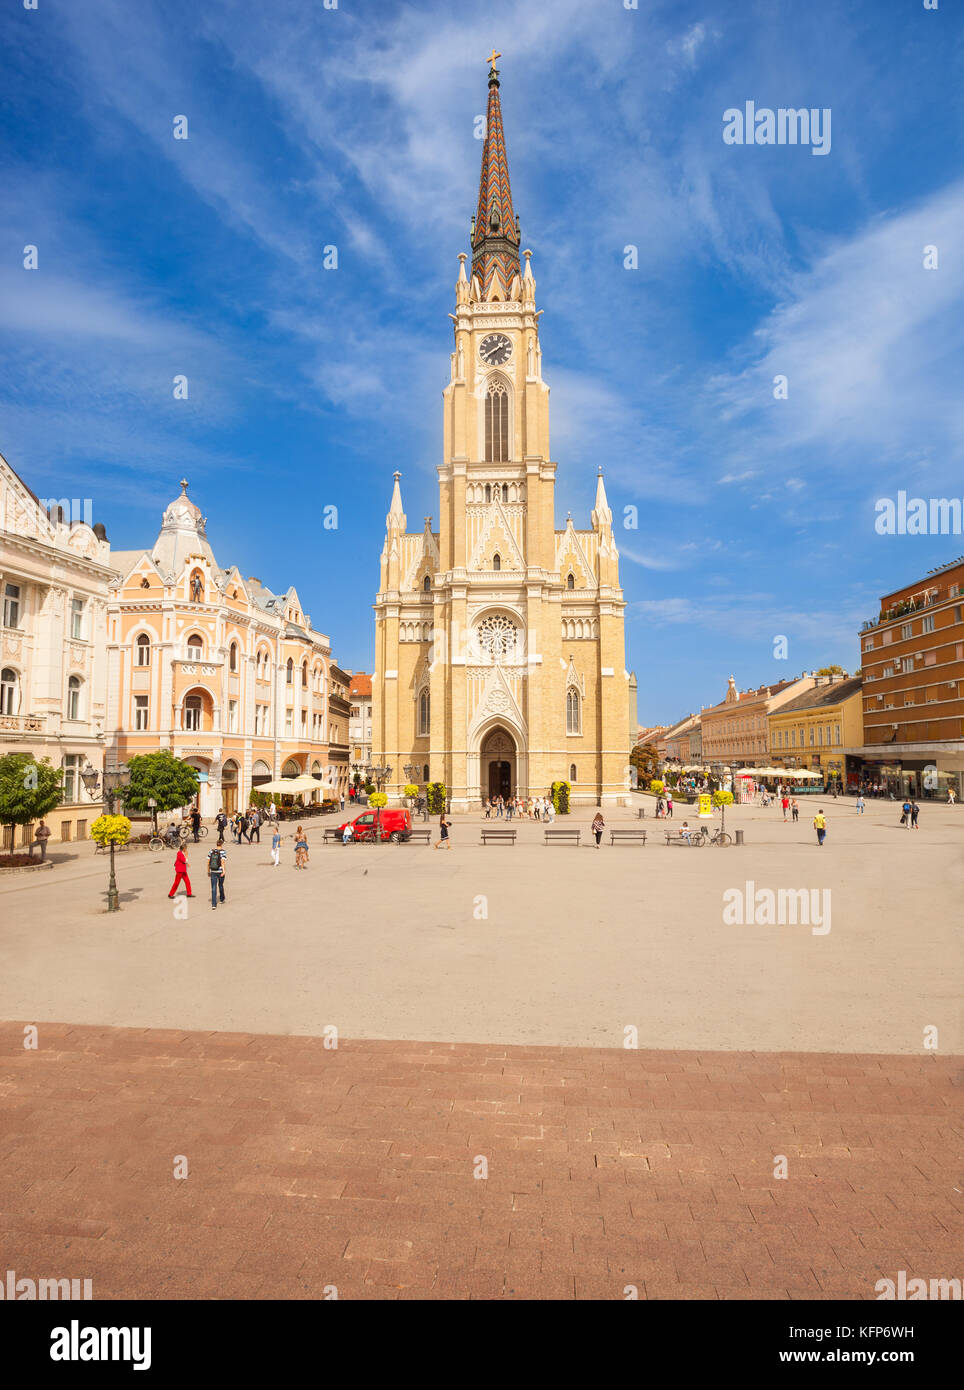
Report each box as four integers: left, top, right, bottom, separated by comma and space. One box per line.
334, 808, 412, 844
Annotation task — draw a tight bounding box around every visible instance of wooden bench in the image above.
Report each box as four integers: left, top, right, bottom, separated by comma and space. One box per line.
404, 828, 432, 844
610, 829, 647, 846
664, 830, 699, 847
322, 828, 344, 844
544, 828, 580, 847
481, 828, 517, 845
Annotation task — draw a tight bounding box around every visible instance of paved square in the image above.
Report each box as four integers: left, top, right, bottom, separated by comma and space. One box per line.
1, 798, 960, 1299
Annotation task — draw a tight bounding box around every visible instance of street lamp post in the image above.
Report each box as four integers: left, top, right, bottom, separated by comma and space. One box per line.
81, 759, 129, 913
363, 761, 393, 840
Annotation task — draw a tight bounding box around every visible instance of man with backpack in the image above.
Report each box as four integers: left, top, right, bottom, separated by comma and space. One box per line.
207, 845, 226, 909
248, 806, 260, 843
215, 808, 228, 846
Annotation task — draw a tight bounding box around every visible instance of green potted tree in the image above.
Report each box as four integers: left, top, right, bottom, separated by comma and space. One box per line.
0, 753, 63, 864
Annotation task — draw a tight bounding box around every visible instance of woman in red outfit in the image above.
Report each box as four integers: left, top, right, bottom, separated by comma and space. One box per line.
168, 846, 194, 898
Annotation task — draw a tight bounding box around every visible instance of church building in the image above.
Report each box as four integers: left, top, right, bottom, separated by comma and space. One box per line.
372, 57, 632, 810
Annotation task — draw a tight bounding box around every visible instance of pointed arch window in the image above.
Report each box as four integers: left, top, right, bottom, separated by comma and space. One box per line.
302, 660, 308, 688
423, 574, 431, 592
186, 633, 204, 660
493, 553, 501, 571
566, 686, 581, 735
484, 484, 491, 503
484, 381, 509, 462
567, 573, 575, 591
418, 688, 431, 736
229, 641, 238, 672
569, 763, 578, 783
286, 658, 294, 684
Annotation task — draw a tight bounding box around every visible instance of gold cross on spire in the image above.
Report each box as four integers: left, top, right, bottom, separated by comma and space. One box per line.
486, 48, 501, 70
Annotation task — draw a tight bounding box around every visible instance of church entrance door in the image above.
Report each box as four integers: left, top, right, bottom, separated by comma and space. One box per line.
488, 760, 512, 799
481, 726, 516, 800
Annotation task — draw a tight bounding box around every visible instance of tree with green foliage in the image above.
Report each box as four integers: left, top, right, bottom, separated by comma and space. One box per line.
426, 782, 447, 814
121, 752, 199, 823
0, 754, 63, 855
630, 742, 659, 785
816, 665, 847, 676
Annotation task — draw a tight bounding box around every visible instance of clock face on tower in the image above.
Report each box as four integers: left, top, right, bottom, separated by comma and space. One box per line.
479, 333, 512, 366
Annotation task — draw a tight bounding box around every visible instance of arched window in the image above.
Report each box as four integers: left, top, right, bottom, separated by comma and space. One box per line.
484, 381, 509, 462
493, 553, 501, 571
423, 763, 429, 782
135, 634, 151, 666
566, 686, 581, 735
0, 667, 18, 716
286, 658, 294, 684
423, 574, 431, 592
229, 642, 238, 672
183, 694, 202, 731
484, 484, 491, 503
502, 484, 508, 501
570, 763, 577, 782
186, 633, 203, 660
418, 689, 430, 736
302, 661, 308, 688
567, 573, 575, 590
67, 675, 82, 721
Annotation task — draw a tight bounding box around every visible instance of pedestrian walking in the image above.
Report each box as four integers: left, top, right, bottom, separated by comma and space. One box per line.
910, 800, 920, 829
591, 811, 605, 847
812, 809, 827, 847
207, 844, 226, 909
484, 798, 491, 819
855, 794, 865, 815
248, 807, 261, 843
168, 845, 194, 899
506, 799, 514, 821
32, 820, 51, 862
434, 813, 452, 850
215, 808, 227, 845
656, 797, 665, 818
496, 796, 504, 819
271, 825, 282, 866
899, 799, 912, 827
665, 792, 673, 819
339, 793, 346, 812
781, 795, 790, 822
947, 787, 956, 805
190, 807, 201, 842
791, 798, 799, 822
294, 826, 309, 869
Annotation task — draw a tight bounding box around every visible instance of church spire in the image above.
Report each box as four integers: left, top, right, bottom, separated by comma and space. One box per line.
471, 50, 521, 301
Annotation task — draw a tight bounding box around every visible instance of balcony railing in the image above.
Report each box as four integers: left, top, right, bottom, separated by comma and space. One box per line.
862, 588, 944, 631
0, 714, 46, 734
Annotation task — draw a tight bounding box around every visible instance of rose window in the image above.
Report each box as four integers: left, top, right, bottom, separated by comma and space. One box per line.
477, 615, 519, 663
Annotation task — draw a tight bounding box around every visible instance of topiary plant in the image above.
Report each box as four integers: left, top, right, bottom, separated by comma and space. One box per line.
369, 792, 388, 809
403, 784, 419, 798
650, 779, 665, 796
550, 780, 571, 815
426, 782, 446, 814
712, 788, 734, 834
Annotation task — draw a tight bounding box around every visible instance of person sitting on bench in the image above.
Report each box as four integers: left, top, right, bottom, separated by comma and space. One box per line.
679, 821, 693, 843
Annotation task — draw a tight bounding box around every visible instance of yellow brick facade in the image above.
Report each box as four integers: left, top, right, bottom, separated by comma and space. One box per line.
372, 66, 630, 809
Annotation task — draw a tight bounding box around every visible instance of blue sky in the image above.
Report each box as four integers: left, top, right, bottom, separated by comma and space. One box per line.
1, 0, 962, 725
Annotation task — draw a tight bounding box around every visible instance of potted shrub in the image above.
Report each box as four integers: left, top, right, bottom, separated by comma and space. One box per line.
403, 783, 419, 808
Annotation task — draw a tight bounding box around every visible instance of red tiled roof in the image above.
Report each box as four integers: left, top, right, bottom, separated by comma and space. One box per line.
348, 672, 372, 697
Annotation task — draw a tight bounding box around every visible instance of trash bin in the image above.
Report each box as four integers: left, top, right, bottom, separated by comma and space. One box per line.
735, 829, 744, 845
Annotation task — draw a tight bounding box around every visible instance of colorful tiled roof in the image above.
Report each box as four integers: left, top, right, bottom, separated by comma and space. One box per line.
471, 62, 520, 300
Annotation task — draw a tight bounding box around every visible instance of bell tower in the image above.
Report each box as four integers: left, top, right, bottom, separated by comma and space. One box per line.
372, 54, 631, 811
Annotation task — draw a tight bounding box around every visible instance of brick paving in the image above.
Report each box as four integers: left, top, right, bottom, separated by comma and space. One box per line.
1, 1022, 960, 1300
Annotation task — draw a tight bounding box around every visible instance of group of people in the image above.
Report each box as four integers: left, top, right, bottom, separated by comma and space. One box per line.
168, 814, 312, 905
654, 792, 674, 818
483, 795, 556, 822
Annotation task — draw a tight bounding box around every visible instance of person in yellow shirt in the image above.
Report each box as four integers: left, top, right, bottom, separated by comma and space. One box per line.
812, 810, 827, 846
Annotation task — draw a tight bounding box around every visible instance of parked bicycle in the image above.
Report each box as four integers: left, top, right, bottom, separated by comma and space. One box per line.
696, 824, 732, 847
